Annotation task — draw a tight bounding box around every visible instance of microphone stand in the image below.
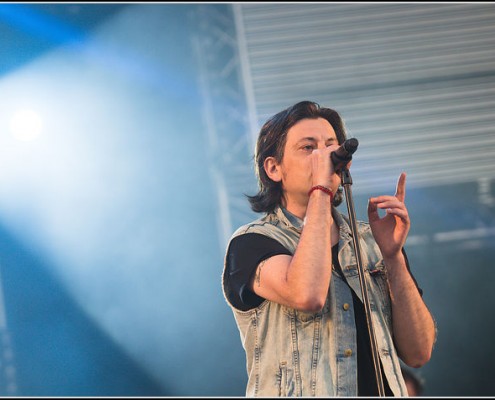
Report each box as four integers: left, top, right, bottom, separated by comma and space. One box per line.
340, 166, 385, 397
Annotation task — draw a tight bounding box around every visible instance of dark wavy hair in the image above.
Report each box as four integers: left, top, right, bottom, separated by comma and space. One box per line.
247, 101, 348, 214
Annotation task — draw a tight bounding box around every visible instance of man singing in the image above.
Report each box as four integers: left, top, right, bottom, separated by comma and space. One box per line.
222, 101, 436, 396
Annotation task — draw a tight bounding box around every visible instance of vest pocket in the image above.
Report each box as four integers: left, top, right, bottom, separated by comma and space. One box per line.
369, 260, 390, 299
277, 361, 295, 397
369, 261, 393, 327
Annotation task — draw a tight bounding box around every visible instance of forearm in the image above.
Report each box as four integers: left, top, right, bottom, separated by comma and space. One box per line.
286, 190, 334, 311
385, 253, 436, 367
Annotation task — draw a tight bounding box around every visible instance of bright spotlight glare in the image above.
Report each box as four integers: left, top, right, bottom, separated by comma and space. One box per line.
9, 109, 43, 141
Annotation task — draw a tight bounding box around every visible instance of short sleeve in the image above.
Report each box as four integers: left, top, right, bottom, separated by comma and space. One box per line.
224, 233, 293, 311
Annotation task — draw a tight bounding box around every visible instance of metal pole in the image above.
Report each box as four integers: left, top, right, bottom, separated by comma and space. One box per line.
341, 166, 385, 396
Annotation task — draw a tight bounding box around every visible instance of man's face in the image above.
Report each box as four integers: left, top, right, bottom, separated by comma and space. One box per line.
277, 117, 340, 210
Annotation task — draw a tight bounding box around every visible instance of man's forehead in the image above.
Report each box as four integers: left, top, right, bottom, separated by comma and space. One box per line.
287, 118, 337, 141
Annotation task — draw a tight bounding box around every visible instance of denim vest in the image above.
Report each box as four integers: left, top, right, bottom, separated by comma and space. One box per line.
222, 206, 408, 397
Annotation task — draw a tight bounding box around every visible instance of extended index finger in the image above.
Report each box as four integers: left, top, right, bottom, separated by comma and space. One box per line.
395, 172, 407, 202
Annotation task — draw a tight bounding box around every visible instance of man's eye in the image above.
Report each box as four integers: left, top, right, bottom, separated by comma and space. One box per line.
303, 145, 314, 151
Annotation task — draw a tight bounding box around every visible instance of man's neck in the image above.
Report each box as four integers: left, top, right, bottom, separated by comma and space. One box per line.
282, 199, 308, 220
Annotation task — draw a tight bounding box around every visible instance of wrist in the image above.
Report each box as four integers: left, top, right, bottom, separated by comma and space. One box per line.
383, 252, 406, 268
308, 185, 334, 203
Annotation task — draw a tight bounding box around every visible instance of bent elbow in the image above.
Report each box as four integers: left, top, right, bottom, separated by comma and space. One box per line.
302, 301, 325, 313
404, 349, 432, 368
416, 350, 433, 368
296, 294, 326, 313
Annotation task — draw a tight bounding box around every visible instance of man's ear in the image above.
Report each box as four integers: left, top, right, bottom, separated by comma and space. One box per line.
264, 156, 282, 182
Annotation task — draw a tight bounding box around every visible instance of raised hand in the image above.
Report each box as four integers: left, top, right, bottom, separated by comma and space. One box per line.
367, 172, 410, 259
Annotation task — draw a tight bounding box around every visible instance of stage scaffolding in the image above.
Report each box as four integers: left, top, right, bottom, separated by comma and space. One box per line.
191, 4, 259, 251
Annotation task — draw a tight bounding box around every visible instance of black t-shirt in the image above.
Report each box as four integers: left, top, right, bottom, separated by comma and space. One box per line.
331, 245, 394, 396
225, 232, 423, 396
225, 233, 292, 311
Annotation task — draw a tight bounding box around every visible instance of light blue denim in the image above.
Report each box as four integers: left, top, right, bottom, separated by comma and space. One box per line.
222, 206, 409, 397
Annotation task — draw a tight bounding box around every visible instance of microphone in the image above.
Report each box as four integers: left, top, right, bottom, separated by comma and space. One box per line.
331, 138, 359, 171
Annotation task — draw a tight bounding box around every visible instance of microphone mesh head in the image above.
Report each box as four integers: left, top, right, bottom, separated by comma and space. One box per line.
344, 138, 359, 154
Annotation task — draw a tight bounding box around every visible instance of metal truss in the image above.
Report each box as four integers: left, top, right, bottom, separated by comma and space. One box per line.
191, 4, 259, 252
